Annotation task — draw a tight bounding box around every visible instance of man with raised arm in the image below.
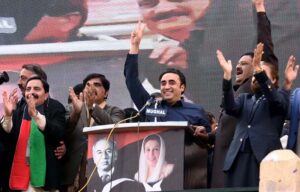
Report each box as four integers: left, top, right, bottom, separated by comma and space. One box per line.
2, 76, 66, 191
216, 43, 298, 187
124, 22, 211, 189
211, 0, 278, 187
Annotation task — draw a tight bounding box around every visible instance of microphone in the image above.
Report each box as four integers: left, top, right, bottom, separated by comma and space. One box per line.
154, 100, 158, 122
137, 96, 155, 115
0, 71, 9, 85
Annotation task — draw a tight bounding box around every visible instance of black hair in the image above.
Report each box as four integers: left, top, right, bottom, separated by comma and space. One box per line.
158, 68, 186, 93
22, 64, 47, 81
68, 83, 84, 103
144, 134, 161, 149
83, 73, 110, 92
240, 52, 254, 59
26, 76, 50, 93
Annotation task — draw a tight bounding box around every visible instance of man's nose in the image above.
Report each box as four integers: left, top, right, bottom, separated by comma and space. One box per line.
164, 83, 171, 89
103, 152, 109, 159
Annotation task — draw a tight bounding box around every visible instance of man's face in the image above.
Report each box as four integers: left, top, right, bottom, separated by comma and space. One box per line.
24, 79, 48, 106
18, 69, 34, 95
84, 78, 108, 104
93, 140, 117, 172
139, 0, 210, 42
160, 73, 184, 105
235, 55, 254, 85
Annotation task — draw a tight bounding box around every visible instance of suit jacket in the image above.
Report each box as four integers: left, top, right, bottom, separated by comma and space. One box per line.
62, 104, 125, 185
8, 98, 66, 190
211, 78, 252, 188
211, 11, 274, 188
222, 72, 289, 171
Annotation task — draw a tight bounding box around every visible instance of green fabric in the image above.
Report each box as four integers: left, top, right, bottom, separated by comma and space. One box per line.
29, 118, 46, 187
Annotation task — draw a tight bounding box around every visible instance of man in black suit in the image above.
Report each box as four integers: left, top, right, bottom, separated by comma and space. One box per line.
211, 0, 276, 188
1, 76, 66, 190
217, 42, 298, 187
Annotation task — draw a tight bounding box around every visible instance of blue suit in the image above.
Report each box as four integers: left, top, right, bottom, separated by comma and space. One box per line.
222, 71, 289, 187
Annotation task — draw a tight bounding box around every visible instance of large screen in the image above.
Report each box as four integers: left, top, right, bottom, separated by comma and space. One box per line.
0, 0, 299, 117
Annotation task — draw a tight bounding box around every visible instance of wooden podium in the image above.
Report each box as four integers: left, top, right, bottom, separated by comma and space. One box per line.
83, 121, 188, 192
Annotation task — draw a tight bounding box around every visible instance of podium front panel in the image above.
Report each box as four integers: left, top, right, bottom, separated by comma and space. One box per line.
86, 126, 185, 192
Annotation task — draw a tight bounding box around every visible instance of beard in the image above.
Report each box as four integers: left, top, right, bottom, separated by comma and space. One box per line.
251, 80, 262, 95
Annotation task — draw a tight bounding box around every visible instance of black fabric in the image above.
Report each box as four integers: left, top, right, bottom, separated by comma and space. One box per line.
225, 149, 259, 187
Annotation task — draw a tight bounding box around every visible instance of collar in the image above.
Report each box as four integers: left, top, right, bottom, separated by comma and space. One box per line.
233, 78, 251, 91
97, 167, 114, 179
161, 99, 184, 107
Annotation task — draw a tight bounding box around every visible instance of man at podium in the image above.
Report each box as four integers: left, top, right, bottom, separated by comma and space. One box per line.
124, 22, 211, 189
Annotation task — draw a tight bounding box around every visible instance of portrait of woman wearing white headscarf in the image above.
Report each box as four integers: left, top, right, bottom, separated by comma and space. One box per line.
134, 134, 174, 191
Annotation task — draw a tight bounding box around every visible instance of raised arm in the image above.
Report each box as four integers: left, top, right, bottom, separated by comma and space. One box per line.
252, 43, 292, 113
124, 22, 151, 110
217, 50, 242, 117
254, 0, 278, 67
283, 56, 299, 91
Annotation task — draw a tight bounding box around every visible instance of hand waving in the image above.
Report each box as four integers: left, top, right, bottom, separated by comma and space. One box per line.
2, 89, 18, 116
130, 21, 146, 54
216, 50, 232, 80
252, 43, 264, 71
284, 55, 299, 90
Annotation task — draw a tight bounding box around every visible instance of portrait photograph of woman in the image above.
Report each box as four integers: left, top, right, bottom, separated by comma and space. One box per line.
134, 133, 181, 191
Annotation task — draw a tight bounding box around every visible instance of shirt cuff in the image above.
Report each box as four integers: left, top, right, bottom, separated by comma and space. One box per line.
1, 116, 13, 133
222, 79, 232, 92
254, 70, 268, 83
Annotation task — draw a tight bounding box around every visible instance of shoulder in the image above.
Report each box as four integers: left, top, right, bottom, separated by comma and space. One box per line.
237, 93, 252, 100
182, 101, 205, 113
106, 105, 122, 111
47, 98, 66, 112
161, 163, 174, 179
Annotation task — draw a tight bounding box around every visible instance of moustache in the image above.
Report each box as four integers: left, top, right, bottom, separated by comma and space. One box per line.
26, 93, 39, 99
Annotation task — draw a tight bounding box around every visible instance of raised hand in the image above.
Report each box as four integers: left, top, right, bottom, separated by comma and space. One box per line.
2, 89, 18, 116
69, 87, 83, 115
150, 44, 188, 69
284, 55, 299, 91
26, 94, 38, 118
84, 86, 96, 109
252, 0, 265, 12
216, 50, 232, 80
252, 43, 264, 71
130, 21, 146, 54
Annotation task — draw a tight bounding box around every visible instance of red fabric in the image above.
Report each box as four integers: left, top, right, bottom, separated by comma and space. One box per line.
87, 129, 164, 159
9, 120, 31, 190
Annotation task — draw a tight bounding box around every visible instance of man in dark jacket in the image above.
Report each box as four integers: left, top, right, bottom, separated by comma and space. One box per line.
1, 76, 66, 190
211, 0, 276, 187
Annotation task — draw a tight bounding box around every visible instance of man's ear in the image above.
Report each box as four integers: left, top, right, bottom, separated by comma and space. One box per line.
104, 91, 109, 100
180, 84, 185, 94
45, 92, 49, 100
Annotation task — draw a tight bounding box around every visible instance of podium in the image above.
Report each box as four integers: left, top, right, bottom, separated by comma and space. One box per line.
83, 121, 188, 192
